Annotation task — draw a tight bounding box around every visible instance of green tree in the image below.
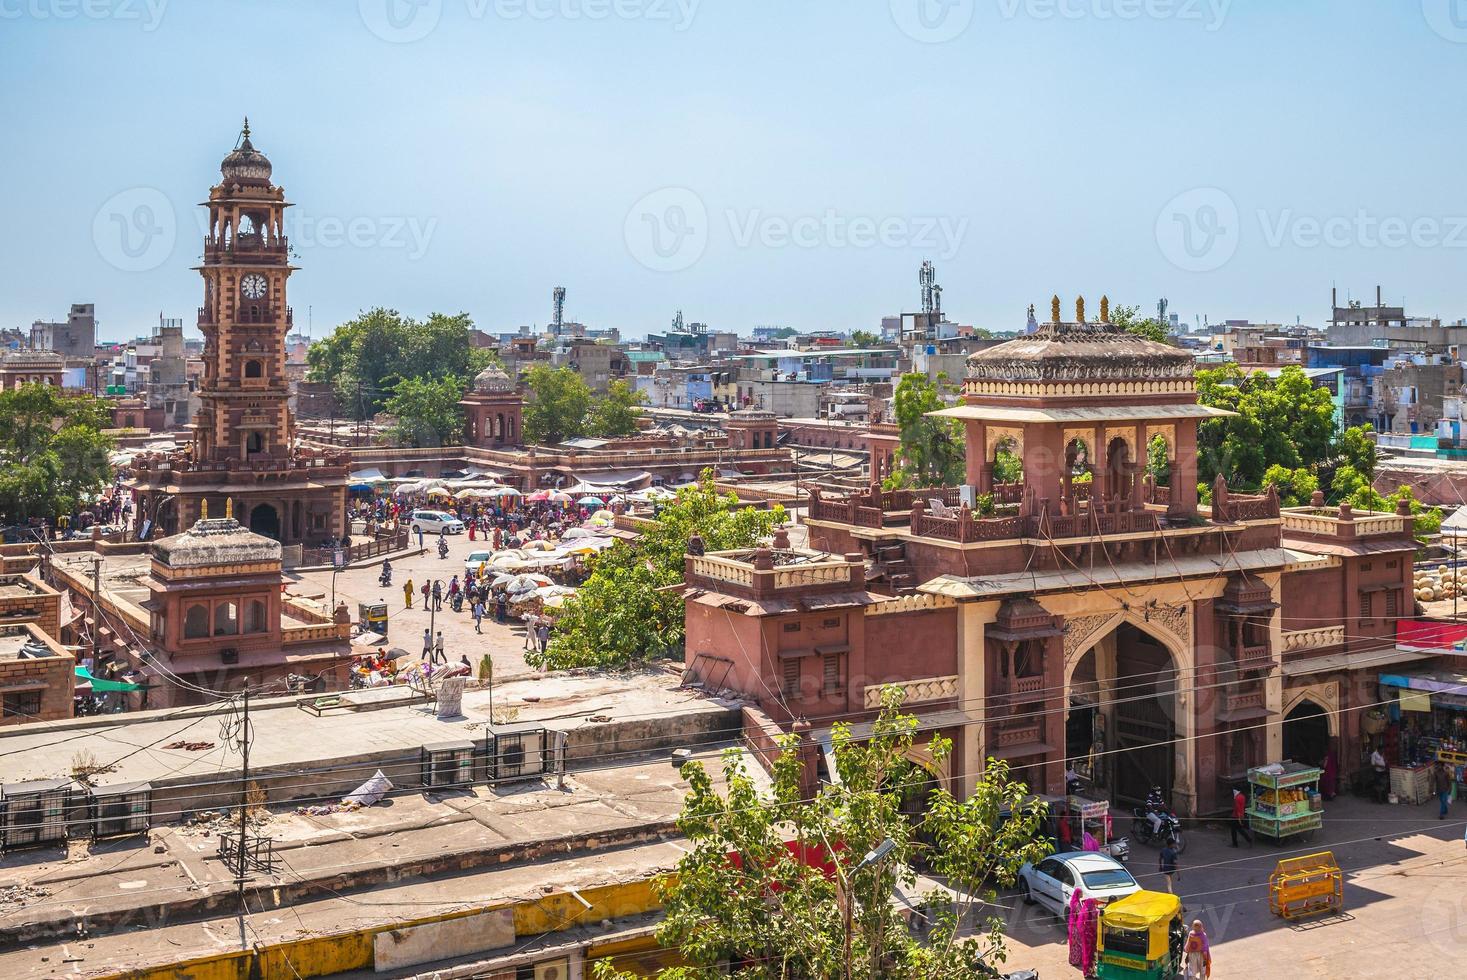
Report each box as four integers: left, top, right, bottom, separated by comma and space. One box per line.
385, 375, 464, 447
0, 384, 114, 525
1261, 464, 1319, 507
885, 373, 964, 489
849, 329, 882, 347
530, 471, 784, 670
305, 308, 489, 420
1108, 304, 1171, 344
585, 379, 646, 438
521, 365, 594, 445
594, 689, 1050, 980
1333, 424, 1377, 483
1194, 364, 1336, 488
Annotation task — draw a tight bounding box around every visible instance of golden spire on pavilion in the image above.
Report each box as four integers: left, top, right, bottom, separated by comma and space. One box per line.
1100, 295, 1110, 323
226, 497, 234, 520
1051, 295, 1062, 324
1076, 295, 1086, 324
201, 499, 208, 520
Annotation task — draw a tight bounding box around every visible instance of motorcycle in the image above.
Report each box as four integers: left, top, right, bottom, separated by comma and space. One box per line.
437, 538, 449, 560
450, 592, 464, 613
378, 563, 393, 588
1130, 807, 1186, 853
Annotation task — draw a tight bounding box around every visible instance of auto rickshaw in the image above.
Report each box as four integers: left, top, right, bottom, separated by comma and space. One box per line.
1095, 890, 1184, 980
357, 600, 389, 639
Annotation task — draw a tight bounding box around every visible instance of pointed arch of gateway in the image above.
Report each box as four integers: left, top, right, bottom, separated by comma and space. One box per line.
1062, 608, 1197, 811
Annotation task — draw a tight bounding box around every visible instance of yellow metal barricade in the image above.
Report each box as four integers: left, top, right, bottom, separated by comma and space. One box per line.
1268, 850, 1343, 920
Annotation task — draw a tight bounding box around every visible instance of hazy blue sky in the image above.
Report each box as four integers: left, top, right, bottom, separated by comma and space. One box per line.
4, 0, 1466, 341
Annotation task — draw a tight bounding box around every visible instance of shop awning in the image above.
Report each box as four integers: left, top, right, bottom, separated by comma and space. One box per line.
75, 666, 143, 692
1283, 647, 1434, 677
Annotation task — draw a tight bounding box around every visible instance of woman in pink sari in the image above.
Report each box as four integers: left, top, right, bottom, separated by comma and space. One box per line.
1067, 888, 1085, 968
1080, 898, 1101, 977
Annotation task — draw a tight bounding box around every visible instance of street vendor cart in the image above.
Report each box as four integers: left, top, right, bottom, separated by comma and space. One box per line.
1059, 792, 1130, 862
1096, 890, 1184, 980
1247, 761, 1323, 845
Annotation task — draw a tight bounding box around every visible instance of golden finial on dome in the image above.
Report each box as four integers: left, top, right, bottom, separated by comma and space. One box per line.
1051, 295, 1062, 324
1076, 296, 1086, 324
226, 497, 233, 520
1100, 295, 1110, 323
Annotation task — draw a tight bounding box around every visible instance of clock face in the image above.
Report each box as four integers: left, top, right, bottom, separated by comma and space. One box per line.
240, 274, 268, 300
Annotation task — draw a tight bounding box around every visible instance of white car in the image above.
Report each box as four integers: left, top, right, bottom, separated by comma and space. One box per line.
410, 510, 465, 535
1017, 851, 1140, 917
464, 550, 493, 575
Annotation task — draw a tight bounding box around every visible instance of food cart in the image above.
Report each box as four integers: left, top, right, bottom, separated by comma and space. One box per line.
1059, 793, 1129, 862
1096, 890, 1184, 980
1247, 762, 1323, 845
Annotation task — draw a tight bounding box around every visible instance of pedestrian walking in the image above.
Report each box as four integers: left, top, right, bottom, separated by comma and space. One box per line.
1159, 838, 1180, 894
523, 615, 537, 651
1182, 920, 1210, 980
421, 581, 431, 608
422, 627, 432, 661
431, 579, 442, 611
472, 598, 484, 633
1229, 786, 1253, 847
1435, 759, 1454, 819
495, 593, 508, 625
403, 578, 414, 609
433, 630, 446, 665
535, 620, 550, 655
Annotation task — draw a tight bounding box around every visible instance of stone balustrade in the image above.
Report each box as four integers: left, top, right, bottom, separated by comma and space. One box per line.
1281, 625, 1345, 654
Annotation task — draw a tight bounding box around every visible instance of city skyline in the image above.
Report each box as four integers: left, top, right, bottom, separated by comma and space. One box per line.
4, 2, 1467, 338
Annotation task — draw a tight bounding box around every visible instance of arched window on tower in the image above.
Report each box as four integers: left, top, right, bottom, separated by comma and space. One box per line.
183, 603, 209, 639
247, 431, 265, 455
244, 360, 263, 379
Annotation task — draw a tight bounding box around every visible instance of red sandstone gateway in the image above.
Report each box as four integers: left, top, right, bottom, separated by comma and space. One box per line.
686, 298, 1422, 822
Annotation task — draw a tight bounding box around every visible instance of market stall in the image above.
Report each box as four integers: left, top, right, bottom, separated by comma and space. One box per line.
1247, 762, 1323, 845
1377, 669, 1467, 800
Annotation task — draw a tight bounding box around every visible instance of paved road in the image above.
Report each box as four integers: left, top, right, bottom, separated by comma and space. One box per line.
290, 525, 545, 682
992, 792, 1467, 977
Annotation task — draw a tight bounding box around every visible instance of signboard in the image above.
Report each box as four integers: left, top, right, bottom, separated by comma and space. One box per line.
1397, 618, 1467, 655
332, 548, 347, 569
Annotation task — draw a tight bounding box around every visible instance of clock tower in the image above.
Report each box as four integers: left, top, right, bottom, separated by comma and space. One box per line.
128, 121, 348, 545
195, 119, 293, 464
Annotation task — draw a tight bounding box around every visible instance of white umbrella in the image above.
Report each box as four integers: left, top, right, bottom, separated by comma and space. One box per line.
506, 573, 553, 594
491, 486, 522, 497
522, 539, 558, 552
560, 527, 595, 540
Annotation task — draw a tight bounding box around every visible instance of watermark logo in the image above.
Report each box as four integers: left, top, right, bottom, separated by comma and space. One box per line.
360, 0, 700, 42
0, 0, 169, 31
890, 0, 975, 43
624, 187, 709, 273
994, 0, 1231, 30
726, 209, 967, 260
289, 213, 439, 260
1423, 0, 1467, 43
1155, 187, 1239, 273
359, 0, 443, 43
93, 187, 176, 273
1420, 877, 1467, 956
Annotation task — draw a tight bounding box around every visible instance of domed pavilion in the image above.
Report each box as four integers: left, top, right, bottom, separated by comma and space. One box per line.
931, 295, 1234, 522
460, 362, 523, 449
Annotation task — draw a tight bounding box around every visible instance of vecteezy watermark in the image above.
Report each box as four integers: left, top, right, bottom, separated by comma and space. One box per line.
1155, 187, 1239, 273
889, 0, 975, 43
359, 0, 699, 43
1422, 0, 1467, 43
93, 187, 177, 273
995, 0, 1231, 30
1257, 209, 1467, 251
624, 187, 709, 273
624, 187, 969, 272
0, 0, 169, 30
725, 209, 968, 261
287, 212, 439, 260
1157, 187, 1467, 272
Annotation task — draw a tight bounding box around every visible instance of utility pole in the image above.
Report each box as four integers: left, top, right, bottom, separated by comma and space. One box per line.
235, 679, 252, 913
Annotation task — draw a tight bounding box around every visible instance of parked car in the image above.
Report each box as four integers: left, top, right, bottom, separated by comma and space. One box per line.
409, 510, 465, 535
464, 549, 493, 575
1017, 851, 1140, 918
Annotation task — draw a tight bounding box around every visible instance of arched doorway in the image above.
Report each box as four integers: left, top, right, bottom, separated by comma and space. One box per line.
249, 503, 281, 540
1067, 620, 1181, 807
1283, 700, 1331, 767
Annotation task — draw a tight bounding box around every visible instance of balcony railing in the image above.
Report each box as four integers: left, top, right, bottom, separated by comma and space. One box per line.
1281, 625, 1345, 654
1281, 506, 1410, 539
